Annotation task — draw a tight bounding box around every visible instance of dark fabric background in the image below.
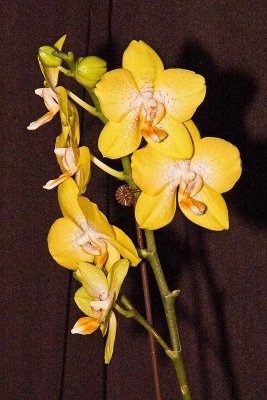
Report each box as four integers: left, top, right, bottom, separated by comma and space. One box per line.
1, 1, 266, 399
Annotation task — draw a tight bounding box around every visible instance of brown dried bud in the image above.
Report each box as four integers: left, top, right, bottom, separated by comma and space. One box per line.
115, 185, 134, 206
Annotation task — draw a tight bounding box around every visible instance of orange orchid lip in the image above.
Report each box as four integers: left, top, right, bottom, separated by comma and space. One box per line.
179, 174, 206, 215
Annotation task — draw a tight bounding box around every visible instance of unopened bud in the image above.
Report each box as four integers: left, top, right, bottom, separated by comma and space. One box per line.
74, 56, 107, 89
38, 46, 62, 67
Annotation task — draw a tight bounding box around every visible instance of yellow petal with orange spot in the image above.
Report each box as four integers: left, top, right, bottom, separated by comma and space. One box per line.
78, 196, 115, 238
48, 217, 94, 269
95, 68, 139, 121
98, 110, 141, 159
71, 317, 100, 335
132, 146, 173, 196
190, 137, 242, 193
135, 186, 177, 230
178, 184, 229, 230
154, 69, 206, 122
146, 115, 193, 159
122, 40, 164, 91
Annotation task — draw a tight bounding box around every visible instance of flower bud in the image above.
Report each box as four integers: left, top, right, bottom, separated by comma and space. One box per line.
38, 46, 62, 67
74, 56, 107, 89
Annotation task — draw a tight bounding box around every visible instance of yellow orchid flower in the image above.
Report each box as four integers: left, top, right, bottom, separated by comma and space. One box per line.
48, 178, 141, 269
71, 260, 129, 363
27, 35, 66, 131
132, 135, 242, 231
95, 40, 206, 159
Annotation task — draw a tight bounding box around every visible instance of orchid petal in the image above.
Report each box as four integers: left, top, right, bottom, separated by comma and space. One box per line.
74, 287, 95, 318
104, 311, 117, 364
58, 178, 87, 225
190, 137, 242, 193
48, 217, 94, 269
132, 146, 174, 196
146, 115, 193, 159
75, 146, 91, 194
78, 197, 115, 239
98, 110, 141, 159
108, 226, 141, 266
104, 242, 121, 272
75, 262, 109, 299
27, 108, 58, 130
178, 183, 229, 230
71, 317, 100, 335
107, 259, 129, 301
135, 186, 177, 230
183, 120, 201, 145
95, 68, 139, 121
122, 40, 164, 91
43, 172, 71, 190
154, 69, 206, 121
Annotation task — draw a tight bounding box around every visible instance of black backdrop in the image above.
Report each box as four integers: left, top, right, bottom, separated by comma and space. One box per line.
1, 1, 266, 399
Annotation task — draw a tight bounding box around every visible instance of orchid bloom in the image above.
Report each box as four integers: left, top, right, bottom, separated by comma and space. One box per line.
71, 259, 129, 363
95, 40, 206, 159
132, 131, 242, 230
48, 178, 141, 269
27, 35, 66, 130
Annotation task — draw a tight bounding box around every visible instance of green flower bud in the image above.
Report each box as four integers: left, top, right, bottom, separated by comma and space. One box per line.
74, 56, 107, 89
38, 46, 62, 67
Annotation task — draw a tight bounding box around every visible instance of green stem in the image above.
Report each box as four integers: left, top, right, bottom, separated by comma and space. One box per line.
67, 90, 107, 124
91, 155, 128, 181
144, 230, 191, 400
115, 295, 170, 353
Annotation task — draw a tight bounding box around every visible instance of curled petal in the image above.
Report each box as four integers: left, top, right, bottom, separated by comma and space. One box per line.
104, 311, 117, 364
43, 172, 72, 190
135, 186, 177, 230
58, 178, 87, 225
108, 226, 141, 266
71, 317, 100, 335
27, 108, 59, 130
75, 146, 91, 194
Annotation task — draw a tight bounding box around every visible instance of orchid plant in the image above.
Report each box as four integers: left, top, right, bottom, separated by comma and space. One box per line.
28, 35, 242, 400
